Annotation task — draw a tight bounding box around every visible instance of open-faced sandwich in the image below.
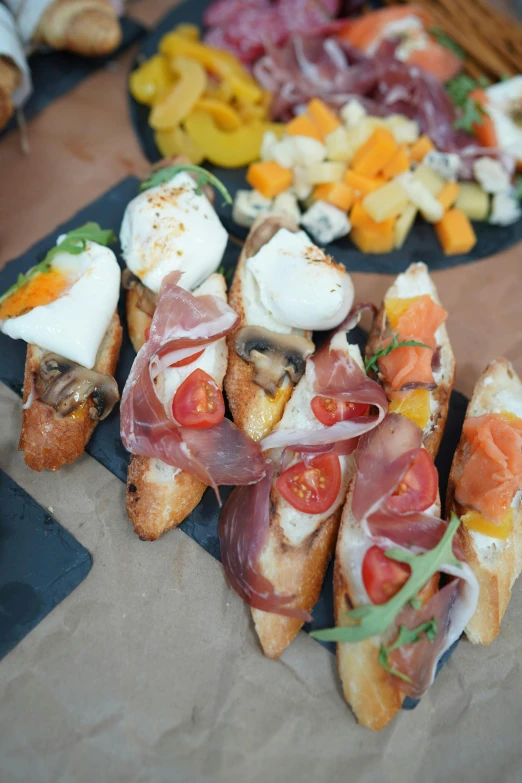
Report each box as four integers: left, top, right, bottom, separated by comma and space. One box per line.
447, 359, 522, 645
0, 223, 122, 471
219, 315, 388, 659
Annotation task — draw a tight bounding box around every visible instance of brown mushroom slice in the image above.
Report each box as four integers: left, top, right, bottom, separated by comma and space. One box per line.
234, 326, 315, 396
38, 353, 119, 420
122, 268, 157, 317
243, 212, 300, 260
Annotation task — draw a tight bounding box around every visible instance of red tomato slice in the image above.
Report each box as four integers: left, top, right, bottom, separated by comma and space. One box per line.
170, 349, 205, 368
276, 452, 342, 514
311, 396, 369, 426
172, 368, 225, 429
385, 449, 438, 514
362, 545, 411, 605
144, 326, 151, 342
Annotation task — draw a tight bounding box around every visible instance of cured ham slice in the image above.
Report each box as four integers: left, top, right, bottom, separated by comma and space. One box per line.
120, 272, 268, 491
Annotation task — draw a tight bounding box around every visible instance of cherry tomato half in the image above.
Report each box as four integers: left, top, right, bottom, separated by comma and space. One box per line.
276, 452, 341, 514
311, 396, 369, 427
172, 368, 225, 429
385, 449, 438, 514
362, 545, 411, 605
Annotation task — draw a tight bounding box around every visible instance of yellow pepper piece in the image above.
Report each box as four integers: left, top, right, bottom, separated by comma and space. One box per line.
150, 56, 207, 131
159, 34, 262, 104
129, 55, 173, 106
461, 508, 514, 541
385, 297, 420, 330
154, 126, 204, 164
193, 98, 242, 131
173, 23, 200, 41
388, 389, 431, 430
184, 111, 283, 168
236, 101, 269, 124
243, 383, 293, 442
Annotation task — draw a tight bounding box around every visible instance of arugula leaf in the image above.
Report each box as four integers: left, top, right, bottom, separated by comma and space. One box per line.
378, 619, 438, 683
445, 74, 490, 133
429, 27, 464, 60
364, 333, 431, 374
453, 98, 485, 133
310, 514, 462, 644
0, 222, 116, 306
514, 176, 522, 202
140, 164, 232, 206
409, 597, 422, 610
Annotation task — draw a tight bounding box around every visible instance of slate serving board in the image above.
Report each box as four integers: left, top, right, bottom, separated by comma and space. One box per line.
0, 176, 468, 702
127, 0, 522, 274
3, 16, 146, 137
0, 469, 92, 659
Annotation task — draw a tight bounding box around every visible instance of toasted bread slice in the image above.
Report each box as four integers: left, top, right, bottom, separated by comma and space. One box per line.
334, 485, 439, 731
251, 336, 361, 659
366, 262, 455, 459
124, 275, 156, 353
224, 213, 301, 441
19, 311, 122, 471
446, 358, 522, 645
125, 273, 228, 541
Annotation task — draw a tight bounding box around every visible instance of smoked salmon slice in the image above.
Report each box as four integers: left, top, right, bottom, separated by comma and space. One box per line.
456, 414, 522, 524
337, 6, 462, 82
395, 294, 447, 349
379, 345, 434, 392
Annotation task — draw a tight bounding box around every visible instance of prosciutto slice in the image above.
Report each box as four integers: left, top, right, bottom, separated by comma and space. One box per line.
120, 272, 268, 491
260, 341, 388, 452
218, 463, 312, 620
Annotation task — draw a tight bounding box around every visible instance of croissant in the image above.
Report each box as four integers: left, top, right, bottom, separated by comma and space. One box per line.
0, 55, 21, 130
34, 0, 122, 57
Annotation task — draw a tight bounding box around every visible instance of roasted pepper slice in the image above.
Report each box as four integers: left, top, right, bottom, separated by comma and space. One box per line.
184, 111, 283, 168
149, 56, 207, 131
193, 98, 242, 131
154, 126, 204, 164
129, 54, 173, 106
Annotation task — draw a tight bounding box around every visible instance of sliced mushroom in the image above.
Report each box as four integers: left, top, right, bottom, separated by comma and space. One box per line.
122, 269, 157, 317
38, 353, 119, 420
243, 213, 300, 259
234, 326, 315, 396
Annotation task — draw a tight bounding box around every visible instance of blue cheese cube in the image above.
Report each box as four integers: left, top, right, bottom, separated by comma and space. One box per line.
473, 157, 511, 194
424, 151, 461, 181
490, 191, 522, 225
273, 192, 301, 224
233, 190, 272, 228
300, 201, 351, 245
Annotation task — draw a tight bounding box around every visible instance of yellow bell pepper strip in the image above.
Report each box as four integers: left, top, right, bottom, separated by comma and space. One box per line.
173, 23, 200, 41
159, 34, 262, 104
149, 56, 207, 131
129, 55, 173, 106
193, 98, 242, 131
154, 126, 204, 164
184, 111, 283, 168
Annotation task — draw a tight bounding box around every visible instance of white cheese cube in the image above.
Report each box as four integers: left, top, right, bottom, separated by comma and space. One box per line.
301, 200, 351, 245
363, 181, 409, 222
325, 126, 352, 162
395, 172, 443, 222
272, 138, 296, 169
455, 183, 490, 220
306, 161, 346, 185
394, 203, 418, 249
473, 157, 512, 194
291, 166, 312, 200
387, 115, 420, 144
340, 98, 367, 128
423, 151, 461, 181
260, 131, 278, 161
490, 191, 521, 225
232, 189, 272, 228
273, 192, 301, 224
291, 136, 327, 166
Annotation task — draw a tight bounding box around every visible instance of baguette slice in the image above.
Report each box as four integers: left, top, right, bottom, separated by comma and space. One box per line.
125, 276, 156, 353
19, 311, 122, 471
125, 274, 228, 541
446, 358, 522, 645
334, 485, 439, 731
224, 212, 301, 441
251, 336, 361, 659
366, 262, 455, 459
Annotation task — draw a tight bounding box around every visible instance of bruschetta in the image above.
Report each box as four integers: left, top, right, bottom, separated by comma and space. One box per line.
447, 359, 522, 645
0, 223, 122, 471
224, 213, 355, 441
365, 261, 455, 458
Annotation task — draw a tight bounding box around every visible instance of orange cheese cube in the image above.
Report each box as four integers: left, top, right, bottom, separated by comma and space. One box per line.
350, 201, 394, 233
435, 208, 477, 255
410, 135, 435, 163
351, 223, 395, 254
351, 128, 397, 178
307, 98, 340, 138
437, 181, 461, 211
285, 114, 322, 141
381, 146, 410, 179
344, 170, 386, 197
246, 161, 293, 199
312, 182, 354, 211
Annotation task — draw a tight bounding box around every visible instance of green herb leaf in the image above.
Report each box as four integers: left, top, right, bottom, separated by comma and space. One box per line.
410, 597, 422, 610
378, 619, 438, 682
140, 164, 233, 206
0, 222, 116, 307
364, 333, 431, 375
429, 27, 464, 60
310, 514, 462, 644
453, 97, 485, 133
216, 264, 234, 284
